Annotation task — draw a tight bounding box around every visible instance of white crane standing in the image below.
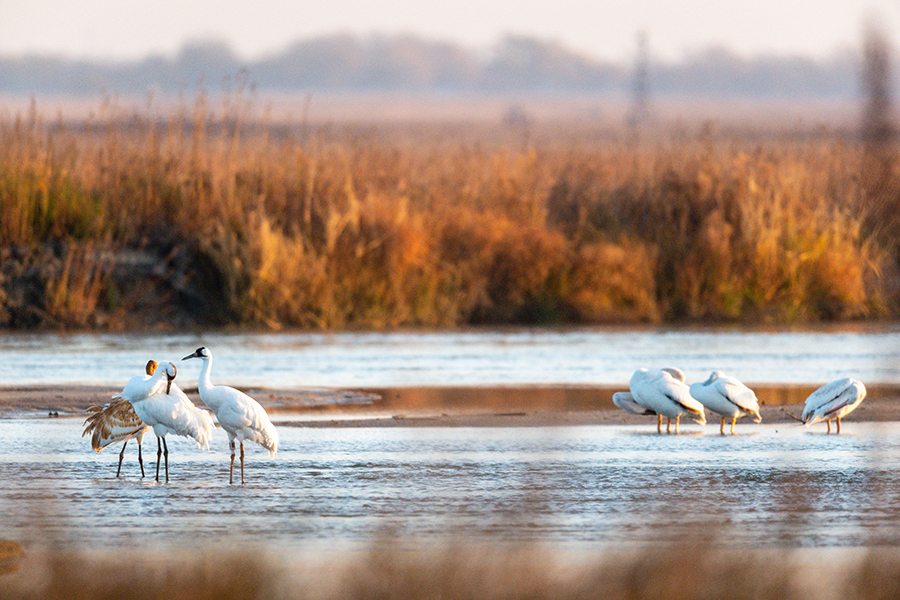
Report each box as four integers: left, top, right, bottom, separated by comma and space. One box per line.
182, 346, 278, 484
114, 360, 214, 482
82, 359, 157, 477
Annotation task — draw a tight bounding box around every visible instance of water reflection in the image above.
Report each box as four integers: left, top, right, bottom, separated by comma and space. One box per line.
2, 419, 900, 551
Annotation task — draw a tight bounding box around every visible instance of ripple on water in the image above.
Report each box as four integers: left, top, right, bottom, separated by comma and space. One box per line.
2, 420, 900, 550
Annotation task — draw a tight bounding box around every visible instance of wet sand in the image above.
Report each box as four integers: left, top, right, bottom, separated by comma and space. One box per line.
2, 384, 898, 428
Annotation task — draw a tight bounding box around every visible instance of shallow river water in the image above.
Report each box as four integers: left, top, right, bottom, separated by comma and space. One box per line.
3, 418, 900, 552
2, 327, 900, 553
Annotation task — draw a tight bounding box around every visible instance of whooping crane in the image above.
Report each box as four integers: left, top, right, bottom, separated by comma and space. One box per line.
182, 347, 278, 484
123, 361, 214, 482
82, 359, 156, 477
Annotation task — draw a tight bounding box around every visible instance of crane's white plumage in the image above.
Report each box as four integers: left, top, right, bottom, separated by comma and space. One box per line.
130, 382, 214, 449
629, 367, 706, 433
113, 359, 172, 404
802, 378, 866, 434
125, 361, 214, 481
690, 370, 761, 434
183, 346, 278, 484
82, 359, 157, 477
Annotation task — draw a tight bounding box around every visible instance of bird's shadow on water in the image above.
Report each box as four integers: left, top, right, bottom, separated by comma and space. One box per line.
619, 427, 776, 439
703, 432, 762, 439
622, 428, 707, 438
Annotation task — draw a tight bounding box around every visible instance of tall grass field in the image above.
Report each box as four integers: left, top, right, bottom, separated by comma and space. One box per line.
1, 96, 897, 329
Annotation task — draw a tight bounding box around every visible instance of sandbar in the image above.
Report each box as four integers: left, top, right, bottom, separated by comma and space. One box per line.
1, 384, 898, 428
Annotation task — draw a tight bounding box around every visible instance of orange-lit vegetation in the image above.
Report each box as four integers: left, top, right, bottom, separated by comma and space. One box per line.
0, 96, 895, 329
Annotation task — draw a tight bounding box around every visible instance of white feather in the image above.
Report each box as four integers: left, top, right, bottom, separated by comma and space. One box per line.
689, 370, 761, 422
183, 347, 278, 484
629, 368, 706, 425
130, 381, 214, 450
612, 391, 657, 416
803, 378, 866, 426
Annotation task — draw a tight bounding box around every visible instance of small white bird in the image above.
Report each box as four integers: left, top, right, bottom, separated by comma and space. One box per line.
802, 378, 866, 434
121, 361, 214, 482
690, 371, 762, 434
182, 347, 278, 484
82, 359, 157, 477
630, 367, 706, 433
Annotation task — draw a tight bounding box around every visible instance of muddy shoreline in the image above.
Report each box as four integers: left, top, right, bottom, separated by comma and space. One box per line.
2, 384, 899, 428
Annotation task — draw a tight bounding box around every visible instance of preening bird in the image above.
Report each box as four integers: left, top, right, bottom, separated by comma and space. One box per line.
82, 359, 157, 477
690, 371, 762, 435
615, 367, 688, 433
802, 378, 866, 434
182, 346, 278, 484
613, 367, 684, 433
124, 361, 214, 482
629, 367, 706, 433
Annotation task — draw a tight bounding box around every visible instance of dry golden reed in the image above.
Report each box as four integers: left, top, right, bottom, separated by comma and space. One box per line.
4, 543, 899, 600
0, 96, 894, 329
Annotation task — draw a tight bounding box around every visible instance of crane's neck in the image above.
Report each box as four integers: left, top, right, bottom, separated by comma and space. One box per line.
197, 356, 217, 406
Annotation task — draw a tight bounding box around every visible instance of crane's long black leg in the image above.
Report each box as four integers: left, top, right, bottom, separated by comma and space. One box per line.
162, 437, 169, 483
116, 440, 128, 477
229, 439, 235, 485
137, 441, 145, 477
240, 442, 245, 484
156, 436, 162, 481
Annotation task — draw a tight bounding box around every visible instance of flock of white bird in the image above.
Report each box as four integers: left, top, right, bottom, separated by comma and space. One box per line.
614, 367, 867, 435
82, 346, 277, 484
81, 347, 868, 483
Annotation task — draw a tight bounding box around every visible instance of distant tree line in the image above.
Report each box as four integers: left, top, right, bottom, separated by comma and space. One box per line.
0, 33, 871, 98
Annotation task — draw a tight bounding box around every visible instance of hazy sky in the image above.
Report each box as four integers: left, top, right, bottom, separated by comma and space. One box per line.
1, 0, 897, 63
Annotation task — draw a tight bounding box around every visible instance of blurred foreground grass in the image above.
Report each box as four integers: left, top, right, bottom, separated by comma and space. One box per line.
4, 542, 900, 600
1, 95, 898, 329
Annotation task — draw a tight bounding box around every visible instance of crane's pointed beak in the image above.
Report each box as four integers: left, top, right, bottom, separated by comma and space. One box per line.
182, 352, 197, 361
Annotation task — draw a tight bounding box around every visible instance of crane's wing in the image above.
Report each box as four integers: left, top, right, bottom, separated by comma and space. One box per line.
139, 389, 214, 450
82, 399, 149, 452
216, 388, 278, 456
